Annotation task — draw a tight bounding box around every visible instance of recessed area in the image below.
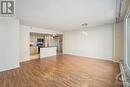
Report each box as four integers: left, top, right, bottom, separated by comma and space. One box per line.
30, 32, 63, 60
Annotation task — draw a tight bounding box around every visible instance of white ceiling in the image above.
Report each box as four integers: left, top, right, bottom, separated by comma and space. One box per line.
16, 0, 116, 31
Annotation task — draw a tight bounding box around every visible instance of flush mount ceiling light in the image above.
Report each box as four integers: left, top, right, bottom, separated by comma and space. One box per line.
81, 23, 88, 36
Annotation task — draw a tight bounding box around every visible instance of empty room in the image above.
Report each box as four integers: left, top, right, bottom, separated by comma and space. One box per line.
0, 0, 130, 87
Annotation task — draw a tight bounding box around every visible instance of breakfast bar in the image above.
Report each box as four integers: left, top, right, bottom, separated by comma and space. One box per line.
40, 47, 57, 58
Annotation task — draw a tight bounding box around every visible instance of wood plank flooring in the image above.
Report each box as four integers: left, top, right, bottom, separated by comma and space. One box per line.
0, 54, 123, 87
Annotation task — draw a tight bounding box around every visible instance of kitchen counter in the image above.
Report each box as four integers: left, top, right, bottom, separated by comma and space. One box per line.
40, 46, 57, 48
40, 47, 57, 58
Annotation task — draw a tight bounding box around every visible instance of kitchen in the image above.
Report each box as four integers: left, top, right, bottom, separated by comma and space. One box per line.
30, 32, 63, 60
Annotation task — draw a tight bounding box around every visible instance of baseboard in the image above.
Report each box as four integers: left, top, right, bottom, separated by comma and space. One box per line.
112, 59, 120, 63
0, 65, 20, 73
63, 54, 113, 61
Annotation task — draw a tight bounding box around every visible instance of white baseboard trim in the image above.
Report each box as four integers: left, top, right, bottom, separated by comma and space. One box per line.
0, 65, 20, 73
63, 54, 113, 61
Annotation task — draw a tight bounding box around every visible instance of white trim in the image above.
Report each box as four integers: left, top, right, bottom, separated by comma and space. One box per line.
63, 54, 113, 61
0, 66, 20, 73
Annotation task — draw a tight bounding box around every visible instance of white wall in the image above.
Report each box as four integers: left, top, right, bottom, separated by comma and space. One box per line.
0, 18, 19, 72
20, 25, 62, 62
63, 24, 113, 60
20, 26, 30, 62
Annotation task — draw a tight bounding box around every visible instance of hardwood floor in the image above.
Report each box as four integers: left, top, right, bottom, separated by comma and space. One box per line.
30, 54, 40, 60
0, 54, 123, 87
